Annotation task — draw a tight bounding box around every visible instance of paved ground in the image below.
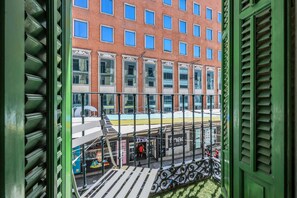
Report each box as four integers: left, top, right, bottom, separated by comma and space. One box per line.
150, 179, 221, 198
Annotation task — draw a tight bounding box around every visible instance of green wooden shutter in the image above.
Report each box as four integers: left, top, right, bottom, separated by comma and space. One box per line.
231, 0, 292, 197
221, 0, 232, 196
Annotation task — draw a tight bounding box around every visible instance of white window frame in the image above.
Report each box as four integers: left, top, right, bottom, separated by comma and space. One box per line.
206, 7, 213, 20
162, 61, 174, 90
179, 0, 187, 11
206, 28, 213, 41
193, 24, 200, 37
163, 38, 173, 53
218, 50, 222, 62
100, 0, 114, 16
124, 29, 136, 47
98, 51, 116, 87
193, 45, 201, 58
73, 0, 89, 9
163, 14, 172, 30
144, 9, 155, 25
178, 63, 189, 90
100, 24, 114, 43
143, 58, 158, 89
206, 48, 213, 60
124, 3, 136, 21
163, 0, 172, 6
193, 2, 200, 16
218, 12, 222, 23
145, 34, 155, 50
218, 31, 222, 43
179, 41, 187, 56
206, 67, 215, 91
218, 68, 222, 91
73, 19, 89, 39
193, 65, 203, 91
179, 19, 187, 34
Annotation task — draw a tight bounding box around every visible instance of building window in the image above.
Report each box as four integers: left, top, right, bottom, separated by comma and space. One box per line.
218, 50, 222, 62
163, 0, 172, 6
145, 10, 155, 25
194, 69, 202, 89
145, 63, 156, 87
193, 24, 200, 37
194, 96, 202, 110
218, 12, 222, 23
102, 94, 115, 114
74, 20, 88, 39
179, 0, 186, 11
218, 69, 221, 90
206, 28, 213, 40
145, 95, 156, 112
206, 8, 212, 20
179, 20, 187, 34
207, 48, 213, 60
100, 25, 113, 43
125, 4, 136, 21
207, 95, 215, 109
124, 61, 136, 87
194, 45, 201, 58
125, 30, 136, 47
101, 0, 113, 15
163, 38, 172, 52
193, 3, 200, 16
163, 66, 173, 88
100, 58, 114, 85
145, 35, 155, 50
74, 0, 88, 8
179, 67, 188, 89
179, 42, 187, 56
73, 56, 89, 85
73, 93, 89, 107
164, 95, 173, 112
163, 15, 172, 30
218, 31, 222, 43
179, 95, 188, 110
124, 94, 135, 114
207, 70, 214, 90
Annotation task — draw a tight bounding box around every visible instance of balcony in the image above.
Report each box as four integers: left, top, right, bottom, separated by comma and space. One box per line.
72, 93, 222, 197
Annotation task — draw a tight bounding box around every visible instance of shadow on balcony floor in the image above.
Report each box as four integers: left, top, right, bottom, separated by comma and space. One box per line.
150, 179, 221, 198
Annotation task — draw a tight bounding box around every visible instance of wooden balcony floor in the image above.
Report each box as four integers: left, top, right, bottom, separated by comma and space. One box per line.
150, 179, 221, 198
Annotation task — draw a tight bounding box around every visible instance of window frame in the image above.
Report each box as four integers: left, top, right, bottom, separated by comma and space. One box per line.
206, 7, 213, 20
163, 14, 172, 30
144, 34, 155, 50
218, 12, 222, 23
179, 19, 187, 34
162, 64, 174, 89
179, 66, 189, 89
100, 24, 114, 43
218, 50, 222, 62
124, 29, 136, 47
193, 24, 201, 37
206, 48, 213, 60
124, 3, 136, 21
179, 41, 187, 56
73, 19, 89, 39
179, 0, 187, 11
99, 53, 116, 86
218, 31, 222, 43
193, 66, 202, 90
193, 45, 201, 58
144, 9, 155, 26
73, 0, 89, 9
163, 0, 172, 6
163, 38, 173, 53
206, 28, 213, 41
100, 0, 114, 16
193, 2, 200, 16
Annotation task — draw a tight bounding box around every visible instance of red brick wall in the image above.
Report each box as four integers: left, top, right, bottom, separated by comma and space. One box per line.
72, 0, 222, 110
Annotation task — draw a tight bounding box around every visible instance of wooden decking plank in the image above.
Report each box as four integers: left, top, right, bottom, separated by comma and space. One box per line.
127, 168, 151, 198
94, 169, 125, 198
115, 167, 143, 198
105, 167, 135, 197
138, 169, 159, 198
81, 169, 114, 198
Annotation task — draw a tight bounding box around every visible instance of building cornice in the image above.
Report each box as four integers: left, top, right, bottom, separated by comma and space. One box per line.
72, 48, 91, 56
98, 51, 116, 59
161, 60, 174, 67
122, 55, 138, 62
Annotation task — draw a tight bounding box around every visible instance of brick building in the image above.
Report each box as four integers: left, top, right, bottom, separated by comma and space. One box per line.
72, 0, 222, 114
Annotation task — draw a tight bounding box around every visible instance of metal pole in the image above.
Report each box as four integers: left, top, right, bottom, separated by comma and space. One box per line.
192, 95, 196, 161
81, 93, 87, 188
100, 94, 105, 175
133, 94, 137, 166
160, 94, 163, 168
182, 95, 185, 164
210, 95, 213, 175
117, 94, 122, 168
171, 94, 174, 167
147, 94, 151, 168
201, 95, 204, 159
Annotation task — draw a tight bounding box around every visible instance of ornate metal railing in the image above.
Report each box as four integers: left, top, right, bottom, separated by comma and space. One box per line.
72, 92, 222, 194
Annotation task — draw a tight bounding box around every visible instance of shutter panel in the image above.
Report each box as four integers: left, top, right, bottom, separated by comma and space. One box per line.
255, 9, 272, 174
240, 19, 251, 165
24, 0, 47, 196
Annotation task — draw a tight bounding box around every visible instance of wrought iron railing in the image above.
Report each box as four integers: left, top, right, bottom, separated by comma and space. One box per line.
72, 92, 221, 194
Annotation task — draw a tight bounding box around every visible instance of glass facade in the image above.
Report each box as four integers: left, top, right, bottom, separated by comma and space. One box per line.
100, 58, 114, 85
207, 95, 215, 109
194, 69, 202, 89
102, 94, 115, 114
124, 61, 137, 87
124, 94, 135, 114
73, 56, 89, 85
145, 95, 156, 112
194, 95, 202, 109
73, 93, 89, 107
145, 63, 156, 87
164, 95, 173, 112
179, 95, 188, 110
207, 70, 214, 90
163, 66, 173, 88
179, 67, 188, 89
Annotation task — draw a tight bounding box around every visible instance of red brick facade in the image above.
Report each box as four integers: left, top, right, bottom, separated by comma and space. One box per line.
72, 0, 222, 111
